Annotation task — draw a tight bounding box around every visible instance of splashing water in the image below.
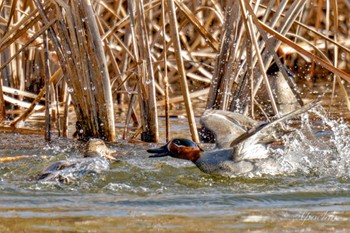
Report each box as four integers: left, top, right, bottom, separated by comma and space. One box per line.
1, 108, 350, 232
253, 106, 350, 178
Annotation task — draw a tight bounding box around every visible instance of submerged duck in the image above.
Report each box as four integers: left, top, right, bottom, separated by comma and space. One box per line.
38, 139, 117, 183
148, 102, 319, 177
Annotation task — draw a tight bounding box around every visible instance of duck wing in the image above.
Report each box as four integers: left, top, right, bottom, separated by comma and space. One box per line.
37, 161, 70, 180
200, 110, 260, 149
230, 101, 320, 160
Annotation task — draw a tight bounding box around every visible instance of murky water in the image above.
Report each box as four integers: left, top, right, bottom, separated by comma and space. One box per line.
1, 108, 350, 232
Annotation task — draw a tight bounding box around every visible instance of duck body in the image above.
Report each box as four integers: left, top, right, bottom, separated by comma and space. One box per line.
148, 139, 265, 176
194, 149, 254, 176
258, 62, 300, 115
38, 139, 116, 183
38, 158, 110, 183
147, 102, 319, 177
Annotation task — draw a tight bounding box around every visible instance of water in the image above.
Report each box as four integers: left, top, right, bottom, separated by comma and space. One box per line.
1, 112, 350, 232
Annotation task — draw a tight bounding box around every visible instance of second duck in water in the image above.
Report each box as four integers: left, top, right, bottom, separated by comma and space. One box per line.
147, 102, 319, 177
38, 139, 117, 183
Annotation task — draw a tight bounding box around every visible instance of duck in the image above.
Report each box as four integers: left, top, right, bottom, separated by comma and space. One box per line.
38, 138, 117, 183
147, 102, 319, 177
200, 109, 260, 149
257, 62, 301, 115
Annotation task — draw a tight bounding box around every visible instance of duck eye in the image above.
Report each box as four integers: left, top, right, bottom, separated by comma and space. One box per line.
173, 140, 181, 145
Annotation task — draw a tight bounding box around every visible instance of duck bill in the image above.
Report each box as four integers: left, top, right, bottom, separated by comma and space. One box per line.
104, 150, 118, 161
147, 144, 170, 157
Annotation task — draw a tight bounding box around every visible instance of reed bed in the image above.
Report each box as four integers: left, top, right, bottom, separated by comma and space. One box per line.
0, 0, 349, 142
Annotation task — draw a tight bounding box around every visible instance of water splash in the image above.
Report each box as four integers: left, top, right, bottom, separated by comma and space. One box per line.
37, 157, 110, 184
254, 106, 350, 178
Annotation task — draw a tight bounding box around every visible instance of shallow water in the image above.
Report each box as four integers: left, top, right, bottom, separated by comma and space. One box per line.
1, 112, 350, 232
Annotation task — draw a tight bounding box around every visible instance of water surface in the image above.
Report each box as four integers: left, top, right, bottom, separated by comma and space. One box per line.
1, 112, 350, 232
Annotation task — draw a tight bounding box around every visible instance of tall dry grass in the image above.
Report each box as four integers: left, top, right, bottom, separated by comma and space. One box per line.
0, 0, 349, 142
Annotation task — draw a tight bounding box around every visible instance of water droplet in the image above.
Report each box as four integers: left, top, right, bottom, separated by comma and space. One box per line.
341, 52, 345, 60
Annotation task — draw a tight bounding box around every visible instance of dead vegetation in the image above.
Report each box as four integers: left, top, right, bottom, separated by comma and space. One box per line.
0, 0, 349, 142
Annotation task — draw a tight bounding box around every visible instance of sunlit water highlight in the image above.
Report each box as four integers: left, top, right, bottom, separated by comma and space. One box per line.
1, 110, 350, 232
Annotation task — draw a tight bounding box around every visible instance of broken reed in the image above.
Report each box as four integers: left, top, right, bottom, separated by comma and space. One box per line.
0, 0, 350, 142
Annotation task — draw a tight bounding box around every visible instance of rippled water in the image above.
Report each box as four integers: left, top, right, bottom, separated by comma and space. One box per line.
1, 111, 350, 232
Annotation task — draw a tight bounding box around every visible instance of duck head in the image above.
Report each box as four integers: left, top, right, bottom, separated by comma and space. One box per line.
147, 138, 202, 163
84, 139, 117, 161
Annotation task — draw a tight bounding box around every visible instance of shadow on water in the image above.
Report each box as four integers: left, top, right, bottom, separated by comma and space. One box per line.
1, 108, 350, 232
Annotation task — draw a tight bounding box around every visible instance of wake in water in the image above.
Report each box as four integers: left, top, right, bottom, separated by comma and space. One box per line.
3, 105, 349, 187
255, 106, 350, 178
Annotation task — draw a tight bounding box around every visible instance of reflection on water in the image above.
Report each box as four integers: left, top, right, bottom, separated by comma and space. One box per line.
1, 110, 350, 232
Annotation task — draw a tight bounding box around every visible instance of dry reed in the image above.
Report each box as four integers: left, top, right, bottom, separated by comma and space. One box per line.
0, 0, 349, 142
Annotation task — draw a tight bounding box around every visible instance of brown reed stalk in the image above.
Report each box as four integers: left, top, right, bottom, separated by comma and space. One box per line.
207, 0, 308, 117
162, 0, 170, 142
329, 0, 350, 111
1, 86, 44, 100
245, 6, 279, 116
96, 16, 139, 131
0, 4, 44, 53
1, 0, 350, 141
126, 0, 161, 142
0, 81, 5, 122
43, 31, 51, 141
81, 0, 116, 141
9, 68, 61, 126
34, 0, 116, 140
0, 126, 45, 135
174, 0, 219, 51
308, 0, 323, 80
62, 87, 71, 138
0, 0, 7, 122
0, 19, 56, 71
206, 0, 239, 110
260, 23, 350, 82
135, 0, 159, 142
249, 0, 306, 108
123, 85, 137, 140
166, 0, 199, 143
